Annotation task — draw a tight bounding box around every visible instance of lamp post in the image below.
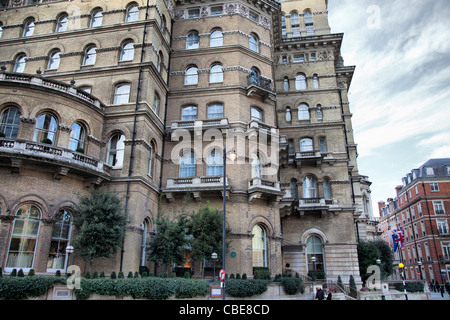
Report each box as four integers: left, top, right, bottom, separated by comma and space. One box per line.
65, 244, 74, 276
211, 252, 218, 282
417, 261, 423, 280
222, 146, 236, 300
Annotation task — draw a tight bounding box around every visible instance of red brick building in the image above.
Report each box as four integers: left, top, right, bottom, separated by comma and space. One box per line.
378, 159, 450, 285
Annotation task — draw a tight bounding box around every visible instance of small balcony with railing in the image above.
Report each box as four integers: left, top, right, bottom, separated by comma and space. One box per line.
0, 138, 111, 181
297, 197, 338, 217
163, 175, 229, 202
248, 177, 284, 203
246, 74, 275, 101
168, 118, 230, 139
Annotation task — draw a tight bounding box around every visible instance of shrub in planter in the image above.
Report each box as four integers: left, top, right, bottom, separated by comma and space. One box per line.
0, 276, 65, 300
281, 277, 304, 295
225, 279, 269, 297
17, 269, 24, 277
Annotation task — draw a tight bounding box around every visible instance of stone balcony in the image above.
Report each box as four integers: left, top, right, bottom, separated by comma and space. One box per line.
297, 197, 338, 216
248, 177, 284, 203
163, 175, 229, 202
0, 138, 110, 183
168, 118, 230, 139
295, 150, 335, 167
0, 72, 105, 112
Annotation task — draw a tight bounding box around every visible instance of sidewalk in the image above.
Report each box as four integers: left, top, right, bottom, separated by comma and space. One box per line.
429, 290, 450, 300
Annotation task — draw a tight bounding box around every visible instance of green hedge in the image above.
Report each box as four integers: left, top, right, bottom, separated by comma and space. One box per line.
225, 279, 269, 297
0, 276, 65, 300
75, 278, 209, 300
393, 282, 425, 293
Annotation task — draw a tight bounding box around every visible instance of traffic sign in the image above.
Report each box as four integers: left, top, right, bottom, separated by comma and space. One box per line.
219, 269, 225, 281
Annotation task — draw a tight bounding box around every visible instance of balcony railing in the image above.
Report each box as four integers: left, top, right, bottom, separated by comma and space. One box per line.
164, 175, 228, 202
0, 138, 110, 176
0, 72, 104, 111
169, 118, 229, 132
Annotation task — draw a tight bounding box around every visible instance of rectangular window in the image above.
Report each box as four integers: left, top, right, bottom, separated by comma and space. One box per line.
430, 183, 439, 192
293, 54, 305, 63
188, 9, 200, 18
437, 219, 448, 235
211, 6, 223, 15
433, 201, 445, 215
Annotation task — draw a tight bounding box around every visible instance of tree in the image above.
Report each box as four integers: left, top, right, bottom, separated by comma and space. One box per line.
357, 240, 394, 284
187, 204, 230, 278
147, 214, 191, 274
72, 188, 128, 264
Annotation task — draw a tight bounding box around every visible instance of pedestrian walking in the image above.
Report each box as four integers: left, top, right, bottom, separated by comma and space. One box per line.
326, 290, 332, 300
315, 287, 325, 300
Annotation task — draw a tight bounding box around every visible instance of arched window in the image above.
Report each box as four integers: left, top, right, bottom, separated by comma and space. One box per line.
298, 104, 310, 120
208, 103, 223, 119
13, 54, 26, 73
180, 150, 195, 177
250, 107, 262, 122
252, 225, 267, 267
300, 138, 313, 152
295, 73, 307, 90
140, 219, 150, 266
47, 50, 61, 70
182, 106, 197, 120
90, 9, 103, 27
306, 235, 324, 272
187, 31, 199, 49
82, 46, 97, 66
249, 33, 259, 52
68, 122, 86, 152
185, 66, 198, 85
0, 107, 21, 138
148, 142, 154, 176
125, 4, 139, 22
304, 10, 314, 35
23, 18, 35, 37
316, 104, 323, 120
47, 209, 72, 272
285, 107, 292, 122
34, 113, 58, 144
107, 133, 125, 168
283, 77, 289, 91
290, 12, 300, 37
153, 92, 160, 113
251, 154, 262, 178
313, 74, 319, 88
290, 178, 298, 199
114, 83, 131, 104
157, 51, 163, 72
5, 204, 41, 271
281, 14, 286, 38
324, 178, 331, 200
56, 14, 68, 32
303, 175, 318, 198
209, 64, 223, 83
206, 148, 223, 176
120, 41, 135, 61
210, 29, 223, 47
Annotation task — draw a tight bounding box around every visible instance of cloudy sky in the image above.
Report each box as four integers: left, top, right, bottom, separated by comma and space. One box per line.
327, 0, 450, 217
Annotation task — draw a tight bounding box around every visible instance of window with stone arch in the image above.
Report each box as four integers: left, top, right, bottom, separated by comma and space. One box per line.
252, 224, 267, 268
47, 208, 73, 272
0, 106, 22, 139
306, 235, 324, 273
5, 204, 42, 272
33, 112, 58, 144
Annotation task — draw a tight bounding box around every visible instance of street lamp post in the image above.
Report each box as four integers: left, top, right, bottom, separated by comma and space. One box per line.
222, 146, 236, 300
211, 252, 218, 282
65, 244, 74, 276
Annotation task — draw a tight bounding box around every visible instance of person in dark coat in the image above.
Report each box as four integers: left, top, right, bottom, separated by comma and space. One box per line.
315, 287, 325, 300
326, 290, 332, 300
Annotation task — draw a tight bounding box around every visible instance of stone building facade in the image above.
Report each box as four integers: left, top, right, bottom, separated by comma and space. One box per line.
0, 0, 372, 284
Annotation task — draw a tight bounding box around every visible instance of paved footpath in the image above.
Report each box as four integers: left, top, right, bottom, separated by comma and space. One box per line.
429, 290, 450, 300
